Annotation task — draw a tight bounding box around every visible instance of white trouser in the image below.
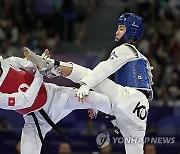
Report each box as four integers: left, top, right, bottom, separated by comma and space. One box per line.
67, 63, 149, 154
21, 83, 112, 154
111, 86, 149, 154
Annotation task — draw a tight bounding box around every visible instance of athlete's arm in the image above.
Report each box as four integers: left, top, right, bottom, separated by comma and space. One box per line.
80, 45, 137, 88
75, 45, 137, 102
0, 71, 43, 110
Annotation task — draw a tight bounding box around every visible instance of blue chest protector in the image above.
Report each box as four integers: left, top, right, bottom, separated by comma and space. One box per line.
115, 58, 151, 91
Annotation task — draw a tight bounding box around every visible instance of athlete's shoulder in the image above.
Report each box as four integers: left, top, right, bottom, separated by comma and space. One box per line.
111, 44, 137, 58
113, 44, 130, 50
4, 56, 17, 62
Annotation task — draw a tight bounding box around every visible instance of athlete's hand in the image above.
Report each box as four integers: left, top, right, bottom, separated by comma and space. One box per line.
41, 49, 54, 63
88, 108, 97, 119
41, 49, 50, 59
76, 84, 90, 103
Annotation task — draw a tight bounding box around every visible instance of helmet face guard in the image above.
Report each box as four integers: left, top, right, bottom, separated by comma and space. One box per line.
118, 13, 144, 42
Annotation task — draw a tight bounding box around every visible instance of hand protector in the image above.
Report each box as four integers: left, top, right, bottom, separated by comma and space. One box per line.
88, 108, 98, 119
76, 84, 90, 103
41, 52, 55, 63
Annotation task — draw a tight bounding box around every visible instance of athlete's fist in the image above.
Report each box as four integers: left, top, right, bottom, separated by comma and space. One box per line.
41, 49, 54, 63
76, 84, 90, 103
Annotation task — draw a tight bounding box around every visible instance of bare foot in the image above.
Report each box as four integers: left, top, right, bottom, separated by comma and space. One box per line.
23, 47, 54, 71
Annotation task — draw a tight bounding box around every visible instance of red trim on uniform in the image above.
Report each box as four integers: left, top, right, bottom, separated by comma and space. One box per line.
16, 83, 47, 114
0, 68, 47, 115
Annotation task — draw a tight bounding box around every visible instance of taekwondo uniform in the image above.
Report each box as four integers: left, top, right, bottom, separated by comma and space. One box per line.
66, 43, 153, 154
0, 56, 112, 154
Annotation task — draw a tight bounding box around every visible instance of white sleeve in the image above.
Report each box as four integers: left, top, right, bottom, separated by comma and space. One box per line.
80, 45, 137, 88
0, 71, 43, 110
5, 57, 36, 73
66, 62, 90, 83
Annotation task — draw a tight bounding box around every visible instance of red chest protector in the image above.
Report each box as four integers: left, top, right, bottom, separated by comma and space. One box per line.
0, 67, 47, 114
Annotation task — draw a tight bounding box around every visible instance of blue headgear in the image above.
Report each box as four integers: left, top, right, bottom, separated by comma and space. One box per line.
118, 13, 144, 42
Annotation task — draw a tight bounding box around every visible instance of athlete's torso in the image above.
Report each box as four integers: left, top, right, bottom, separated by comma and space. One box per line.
0, 57, 47, 114
112, 44, 153, 100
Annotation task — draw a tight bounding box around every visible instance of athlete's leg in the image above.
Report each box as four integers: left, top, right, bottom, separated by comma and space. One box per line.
113, 87, 149, 154
21, 115, 51, 154
43, 86, 113, 124
24, 47, 54, 71
65, 88, 112, 114
23, 49, 119, 99
20, 86, 112, 153
33, 84, 112, 126
114, 118, 146, 154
